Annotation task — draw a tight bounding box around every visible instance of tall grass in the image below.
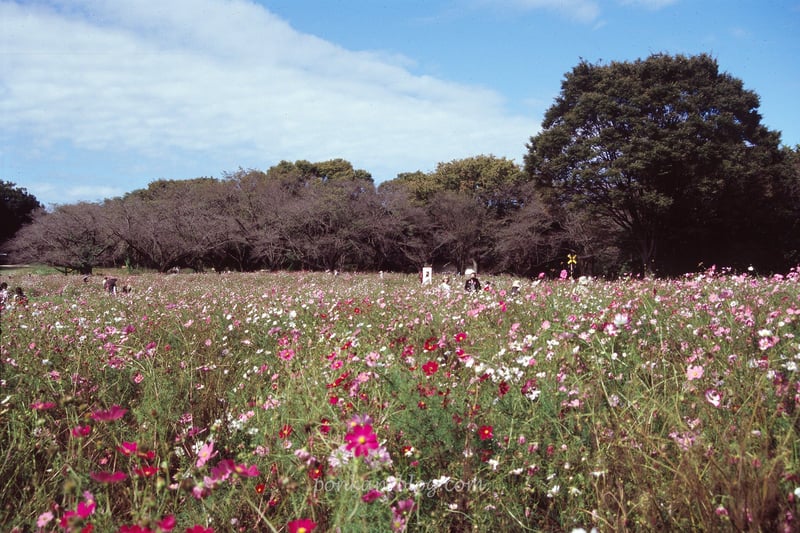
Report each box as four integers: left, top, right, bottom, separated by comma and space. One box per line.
1, 268, 798, 532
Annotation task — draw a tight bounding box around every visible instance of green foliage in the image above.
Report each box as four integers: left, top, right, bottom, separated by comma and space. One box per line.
525, 53, 796, 276
0, 180, 42, 247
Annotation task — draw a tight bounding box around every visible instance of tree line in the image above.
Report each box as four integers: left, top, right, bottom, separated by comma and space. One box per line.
3, 53, 800, 278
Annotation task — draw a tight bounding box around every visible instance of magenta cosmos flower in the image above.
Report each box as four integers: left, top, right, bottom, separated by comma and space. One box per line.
287, 518, 317, 533
90, 405, 128, 421
345, 424, 379, 457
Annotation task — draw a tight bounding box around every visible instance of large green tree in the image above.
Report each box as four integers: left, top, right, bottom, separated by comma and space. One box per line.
0, 181, 42, 250
525, 53, 792, 275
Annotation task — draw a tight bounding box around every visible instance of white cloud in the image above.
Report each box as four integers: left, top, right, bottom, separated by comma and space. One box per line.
0, 0, 533, 196
617, 0, 679, 9
492, 0, 601, 23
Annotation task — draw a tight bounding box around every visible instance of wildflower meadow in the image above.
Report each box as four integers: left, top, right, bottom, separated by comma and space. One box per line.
1, 268, 799, 532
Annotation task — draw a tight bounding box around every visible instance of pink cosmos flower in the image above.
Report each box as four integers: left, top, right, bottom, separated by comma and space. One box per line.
345, 424, 379, 457
37, 511, 54, 528
156, 515, 176, 531
287, 519, 317, 533
90, 470, 127, 483
686, 365, 704, 381
71, 425, 92, 437
196, 440, 217, 468
362, 489, 383, 503
232, 461, 260, 477
119, 525, 152, 533
90, 405, 128, 421
185, 526, 214, 533
30, 401, 56, 410
118, 441, 138, 456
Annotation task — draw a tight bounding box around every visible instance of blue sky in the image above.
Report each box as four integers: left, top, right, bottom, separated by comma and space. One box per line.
1, 0, 798, 207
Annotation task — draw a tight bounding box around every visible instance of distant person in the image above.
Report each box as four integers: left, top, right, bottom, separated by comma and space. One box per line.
13, 287, 28, 307
103, 276, 118, 294
510, 279, 521, 296
464, 270, 482, 292
0, 282, 8, 309
439, 277, 452, 293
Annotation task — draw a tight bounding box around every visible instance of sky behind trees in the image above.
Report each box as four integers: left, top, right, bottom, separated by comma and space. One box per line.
2, 0, 798, 207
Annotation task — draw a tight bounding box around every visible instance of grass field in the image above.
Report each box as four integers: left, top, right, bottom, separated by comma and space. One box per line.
1, 268, 799, 532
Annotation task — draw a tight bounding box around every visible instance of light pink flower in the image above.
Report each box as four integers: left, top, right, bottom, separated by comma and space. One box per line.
686, 365, 704, 381
196, 440, 217, 468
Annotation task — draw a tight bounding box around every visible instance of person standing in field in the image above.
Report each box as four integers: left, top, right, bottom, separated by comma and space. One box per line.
464, 269, 482, 292
103, 276, 118, 294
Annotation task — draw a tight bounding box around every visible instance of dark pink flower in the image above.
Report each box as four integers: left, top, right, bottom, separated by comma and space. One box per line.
361, 489, 383, 503
345, 424, 379, 457
118, 441, 138, 456
287, 519, 317, 533
233, 462, 260, 477
156, 515, 176, 531
90, 470, 127, 483
119, 525, 153, 533
91, 405, 128, 422
185, 527, 214, 533
72, 425, 92, 437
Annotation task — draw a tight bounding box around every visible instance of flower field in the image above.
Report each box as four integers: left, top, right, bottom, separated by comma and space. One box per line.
1, 268, 799, 532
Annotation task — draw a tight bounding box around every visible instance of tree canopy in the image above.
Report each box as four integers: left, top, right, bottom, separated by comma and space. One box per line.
524, 53, 796, 275
5, 55, 800, 278
0, 181, 42, 251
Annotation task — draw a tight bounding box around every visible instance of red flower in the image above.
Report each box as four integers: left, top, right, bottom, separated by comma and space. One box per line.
90, 405, 127, 422
423, 337, 439, 352
134, 465, 159, 477
478, 425, 494, 441
71, 425, 92, 437
345, 424, 379, 457
287, 519, 317, 533
308, 463, 323, 480
319, 418, 331, 434
278, 424, 293, 439
422, 360, 439, 376
454, 332, 467, 343
90, 470, 127, 483
255, 483, 266, 494
498, 381, 510, 397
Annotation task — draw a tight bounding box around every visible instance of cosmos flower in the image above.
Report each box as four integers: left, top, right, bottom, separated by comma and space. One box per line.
345, 424, 379, 457
90, 405, 128, 422
287, 518, 317, 533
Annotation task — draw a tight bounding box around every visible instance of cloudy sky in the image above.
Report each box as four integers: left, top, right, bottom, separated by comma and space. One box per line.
1, 0, 798, 206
